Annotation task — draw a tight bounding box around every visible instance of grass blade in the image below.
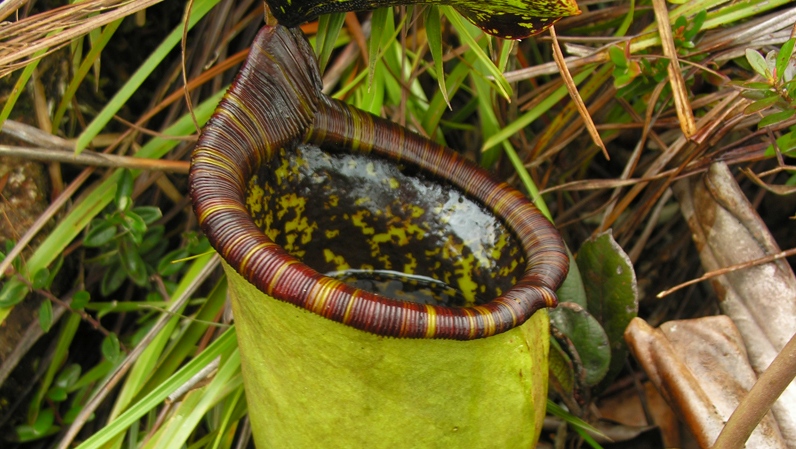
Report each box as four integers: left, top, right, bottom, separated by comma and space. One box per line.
75, 0, 221, 154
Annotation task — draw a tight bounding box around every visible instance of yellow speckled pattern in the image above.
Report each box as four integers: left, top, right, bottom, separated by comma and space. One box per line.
247, 144, 524, 306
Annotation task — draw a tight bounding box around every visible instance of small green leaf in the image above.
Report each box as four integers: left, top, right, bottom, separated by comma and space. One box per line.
102, 333, 121, 362
0, 279, 30, 307
115, 169, 134, 211
38, 300, 53, 332
744, 95, 780, 114
33, 408, 54, 434
684, 10, 707, 41
72, 290, 90, 310
743, 81, 774, 90
139, 225, 165, 255
132, 206, 162, 225
119, 241, 148, 286
32, 268, 51, 290
122, 211, 147, 246
56, 364, 82, 388
746, 48, 769, 78
776, 38, 796, 83
759, 109, 796, 128
550, 302, 611, 387
576, 230, 639, 392
45, 386, 68, 402
84, 220, 117, 247
608, 46, 627, 68
16, 408, 57, 442
100, 261, 127, 296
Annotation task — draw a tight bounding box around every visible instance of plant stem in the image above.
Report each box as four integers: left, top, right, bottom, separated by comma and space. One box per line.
712, 331, 796, 449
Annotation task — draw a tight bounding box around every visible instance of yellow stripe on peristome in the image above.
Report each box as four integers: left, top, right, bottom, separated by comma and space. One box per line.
474, 305, 496, 336
307, 277, 337, 315
462, 308, 477, 340
267, 259, 297, 296
198, 203, 246, 224
239, 241, 278, 274
342, 290, 358, 325
424, 304, 437, 338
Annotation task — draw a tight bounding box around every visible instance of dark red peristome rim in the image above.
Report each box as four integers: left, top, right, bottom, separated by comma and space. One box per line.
189, 25, 569, 340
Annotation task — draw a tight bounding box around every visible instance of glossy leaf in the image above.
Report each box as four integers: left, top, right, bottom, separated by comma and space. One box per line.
609, 45, 627, 68
17, 408, 56, 442
0, 280, 29, 307
84, 220, 117, 247
746, 48, 769, 79
576, 230, 638, 391
777, 38, 796, 82
102, 333, 121, 363
122, 211, 148, 246
119, 240, 148, 286
46, 386, 68, 402
549, 302, 611, 387
56, 364, 82, 389
759, 109, 796, 128
72, 290, 91, 310
32, 268, 51, 290
101, 261, 127, 296
744, 95, 780, 114
132, 206, 162, 225
115, 169, 134, 211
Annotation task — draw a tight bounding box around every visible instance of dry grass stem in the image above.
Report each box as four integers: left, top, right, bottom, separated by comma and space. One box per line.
651, 0, 696, 138
657, 247, 796, 298
0, 145, 190, 173
502, 51, 609, 82
550, 26, 609, 160
0, 0, 163, 78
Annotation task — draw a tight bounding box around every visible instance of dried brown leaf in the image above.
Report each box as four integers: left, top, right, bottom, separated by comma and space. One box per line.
625, 316, 788, 448
672, 162, 796, 445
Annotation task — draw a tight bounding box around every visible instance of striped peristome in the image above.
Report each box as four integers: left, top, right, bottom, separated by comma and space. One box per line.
189, 25, 569, 340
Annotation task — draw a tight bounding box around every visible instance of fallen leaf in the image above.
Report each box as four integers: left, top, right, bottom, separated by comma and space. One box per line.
672, 162, 796, 444
625, 316, 787, 448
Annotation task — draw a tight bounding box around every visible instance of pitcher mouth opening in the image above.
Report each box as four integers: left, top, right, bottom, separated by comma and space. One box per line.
189, 24, 569, 340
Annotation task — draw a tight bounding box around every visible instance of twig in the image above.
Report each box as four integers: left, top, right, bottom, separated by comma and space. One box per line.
657, 247, 796, 298
166, 356, 220, 404
0, 145, 189, 173
712, 331, 796, 449
550, 26, 609, 160
651, 0, 696, 138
